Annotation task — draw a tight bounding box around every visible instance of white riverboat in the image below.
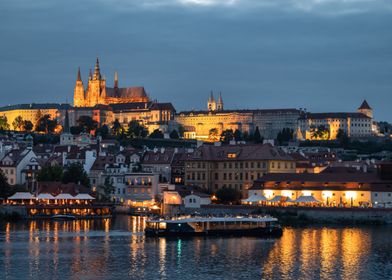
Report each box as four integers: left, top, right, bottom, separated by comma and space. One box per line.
145, 216, 283, 237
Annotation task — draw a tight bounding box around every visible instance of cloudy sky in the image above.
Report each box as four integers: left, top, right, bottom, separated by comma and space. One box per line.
0, 0, 391, 120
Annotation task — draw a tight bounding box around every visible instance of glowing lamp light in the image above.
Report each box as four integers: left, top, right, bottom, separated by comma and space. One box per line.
282, 190, 292, 198
302, 191, 312, 196
345, 191, 357, 200
264, 190, 274, 199
322, 191, 333, 198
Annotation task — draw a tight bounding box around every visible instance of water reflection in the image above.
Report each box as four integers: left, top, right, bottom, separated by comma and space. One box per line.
0, 217, 392, 279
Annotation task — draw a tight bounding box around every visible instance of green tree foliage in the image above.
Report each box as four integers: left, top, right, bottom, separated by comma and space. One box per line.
216, 187, 242, 204
177, 125, 185, 138
277, 128, 294, 145
220, 129, 234, 143
336, 129, 349, 148
76, 116, 98, 133
310, 125, 330, 140
233, 129, 243, 141
127, 120, 148, 138
208, 128, 219, 141
98, 177, 115, 201
23, 120, 34, 132
70, 126, 83, 135
12, 116, 24, 131
95, 124, 109, 139
169, 129, 180, 139
253, 126, 262, 143
112, 119, 124, 136
62, 162, 90, 187
35, 114, 58, 133
0, 170, 11, 198
149, 129, 164, 139
0, 116, 10, 131
37, 165, 63, 182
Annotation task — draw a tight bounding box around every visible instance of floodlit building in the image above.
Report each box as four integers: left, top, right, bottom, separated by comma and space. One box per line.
250, 164, 392, 207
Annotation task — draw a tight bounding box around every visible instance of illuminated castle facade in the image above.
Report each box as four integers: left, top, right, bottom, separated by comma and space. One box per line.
74, 58, 149, 107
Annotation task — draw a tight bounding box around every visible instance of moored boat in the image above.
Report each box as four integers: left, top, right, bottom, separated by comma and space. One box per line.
51, 214, 77, 220
145, 216, 283, 237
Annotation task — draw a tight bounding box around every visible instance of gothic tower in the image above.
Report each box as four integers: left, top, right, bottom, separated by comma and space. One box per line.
217, 92, 224, 111
73, 67, 85, 107
208, 91, 216, 111
86, 58, 106, 107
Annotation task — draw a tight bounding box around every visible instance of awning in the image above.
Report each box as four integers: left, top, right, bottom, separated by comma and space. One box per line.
8, 192, 35, 200
55, 193, 76, 200
127, 194, 153, 202
294, 195, 321, 203
36, 193, 56, 200
73, 193, 95, 200
242, 194, 268, 203
269, 195, 285, 203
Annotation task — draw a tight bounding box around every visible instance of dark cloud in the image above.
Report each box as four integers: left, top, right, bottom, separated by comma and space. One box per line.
0, 0, 391, 120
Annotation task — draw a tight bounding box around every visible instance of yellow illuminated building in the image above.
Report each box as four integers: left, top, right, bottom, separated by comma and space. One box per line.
74, 58, 149, 107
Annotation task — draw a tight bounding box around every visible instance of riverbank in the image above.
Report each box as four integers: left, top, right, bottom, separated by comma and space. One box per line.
180, 205, 392, 225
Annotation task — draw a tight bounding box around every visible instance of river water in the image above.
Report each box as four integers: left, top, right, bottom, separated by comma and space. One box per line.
1, 216, 392, 280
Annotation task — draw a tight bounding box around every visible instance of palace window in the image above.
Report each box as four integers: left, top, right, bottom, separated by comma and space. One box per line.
227, 153, 237, 159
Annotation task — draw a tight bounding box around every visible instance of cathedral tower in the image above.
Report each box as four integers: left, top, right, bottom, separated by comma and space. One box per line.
73, 67, 85, 107
208, 91, 216, 111
217, 92, 224, 111
86, 58, 106, 107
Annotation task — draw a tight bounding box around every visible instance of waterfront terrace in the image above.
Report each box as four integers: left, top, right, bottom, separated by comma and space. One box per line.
250, 163, 392, 207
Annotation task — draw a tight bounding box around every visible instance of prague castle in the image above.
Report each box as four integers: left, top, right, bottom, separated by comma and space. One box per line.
0, 57, 378, 141
74, 58, 149, 107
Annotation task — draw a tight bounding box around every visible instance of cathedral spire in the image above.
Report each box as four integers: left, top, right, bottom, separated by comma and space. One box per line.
114, 71, 118, 88
217, 92, 224, 111
77, 67, 82, 81
93, 57, 101, 80
89, 68, 92, 80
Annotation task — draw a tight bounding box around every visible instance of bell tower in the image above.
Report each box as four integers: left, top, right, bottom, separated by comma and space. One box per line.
73, 67, 85, 107
87, 58, 106, 106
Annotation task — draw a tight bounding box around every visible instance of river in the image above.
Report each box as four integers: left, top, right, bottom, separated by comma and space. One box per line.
1, 216, 392, 280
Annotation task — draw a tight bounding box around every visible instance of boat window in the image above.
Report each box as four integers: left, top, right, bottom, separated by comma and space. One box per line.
159, 222, 167, 229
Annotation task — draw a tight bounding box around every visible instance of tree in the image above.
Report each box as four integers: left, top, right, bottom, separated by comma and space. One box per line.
12, 116, 24, 131
37, 165, 63, 182
177, 125, 185, 138
23, 120, 33, 132
220, 129, 234, 143
127, 120, 148, 138
95, 124, 109, 139
149, 129, 164, 139
337, 129, 349, 148
310, 125, 330, 140
216, 187, 242, 204
233, 129, 243, 141
169, 129, 180, 139
112, 119, 124, 136
35, 114, 57, 133
0, 170, 11, 199
98, 177, 115, 201
209, 128, 219, 142
70, 126, 83, 135
277, 128, 294, 145
254, 126, 262, 143
0, 116, 10, 131
62, 162, 90, 187
77, 116, 98, 133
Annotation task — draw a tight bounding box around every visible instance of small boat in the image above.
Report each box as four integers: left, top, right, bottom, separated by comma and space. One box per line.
145, 216, 283, 237
51, 214, 77, 220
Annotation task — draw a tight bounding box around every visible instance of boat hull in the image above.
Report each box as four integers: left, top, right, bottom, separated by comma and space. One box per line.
145, 227, 283, 238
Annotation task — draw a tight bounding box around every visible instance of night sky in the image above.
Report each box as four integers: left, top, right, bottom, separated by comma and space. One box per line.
1, 0, 391, 120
